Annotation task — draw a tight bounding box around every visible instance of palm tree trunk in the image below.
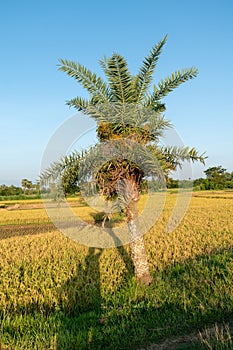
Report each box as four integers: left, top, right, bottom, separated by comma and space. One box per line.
126, 200, 152, 286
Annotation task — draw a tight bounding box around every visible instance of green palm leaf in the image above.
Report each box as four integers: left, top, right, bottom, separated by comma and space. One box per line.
58, 58, 109, 103
40, 151, 83, 186
102, 53, 134, 103
161, 146, 206, 169
145, 67, 198, 107
66, 96, 90, 112
135, 35, 168, 103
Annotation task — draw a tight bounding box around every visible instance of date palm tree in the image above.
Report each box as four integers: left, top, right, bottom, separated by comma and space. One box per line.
41, 36, 205, 285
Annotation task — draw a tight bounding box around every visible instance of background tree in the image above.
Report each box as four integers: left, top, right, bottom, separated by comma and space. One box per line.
194, 166, 233, 190
21, 178, 34, 195
21, 178, 28, 195
26, 180, 34, 194
204, 166, 226, 179
41, 36, 206, 285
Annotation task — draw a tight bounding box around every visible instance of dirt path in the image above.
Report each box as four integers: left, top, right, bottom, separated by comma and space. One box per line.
138, 321, 233, 349
0, 223, 56, 239
1, 201, 85, 211
139, 332, 199, 350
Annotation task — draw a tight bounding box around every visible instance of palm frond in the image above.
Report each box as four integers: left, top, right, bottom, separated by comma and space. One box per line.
135, 35, 168, 103
102, 53, 134, 103
58, 58, 109, 103
40, 151, 83, 186
144, 101, 166, 113
145, 113, 172, 139
161, 146, 207, 169
99, 55, 108, 71
66, 96, 90, 112
145, 67, 198, 107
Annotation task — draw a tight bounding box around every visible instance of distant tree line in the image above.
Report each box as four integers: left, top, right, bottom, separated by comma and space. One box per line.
166, 178, 193, 189
167, 166, 233, 190
0, 166, 232, 197
0, 184, 23, 196
0, 179, 41, 197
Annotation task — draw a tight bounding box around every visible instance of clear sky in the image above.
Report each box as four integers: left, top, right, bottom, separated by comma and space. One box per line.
0, 0, 232, 186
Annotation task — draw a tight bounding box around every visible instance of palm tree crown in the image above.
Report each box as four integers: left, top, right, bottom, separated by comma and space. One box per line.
55, 36, 204, 195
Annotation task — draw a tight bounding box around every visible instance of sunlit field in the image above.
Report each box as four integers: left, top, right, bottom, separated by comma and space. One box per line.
1, 191, 233, 349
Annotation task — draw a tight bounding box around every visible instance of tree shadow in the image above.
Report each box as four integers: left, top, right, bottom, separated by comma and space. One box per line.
58, 247, 102, 316
55, 246, 233, 349
1, 235, 233, 349
56, 227, 134, 349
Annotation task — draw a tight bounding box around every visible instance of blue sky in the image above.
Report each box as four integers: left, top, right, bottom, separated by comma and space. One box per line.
0, 0, 232, 186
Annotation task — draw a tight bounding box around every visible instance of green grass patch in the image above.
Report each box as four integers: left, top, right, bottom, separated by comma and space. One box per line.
1, 247, 233, 349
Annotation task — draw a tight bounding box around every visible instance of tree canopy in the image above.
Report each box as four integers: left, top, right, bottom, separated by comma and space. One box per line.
194, 166, 233, 190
